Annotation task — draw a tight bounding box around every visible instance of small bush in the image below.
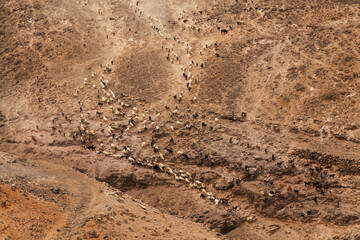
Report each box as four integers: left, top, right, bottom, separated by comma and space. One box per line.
321, 91, 339, 101
34, 2, 42, 10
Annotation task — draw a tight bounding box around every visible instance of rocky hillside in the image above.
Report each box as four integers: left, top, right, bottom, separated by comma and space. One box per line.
1, 0, 359, 239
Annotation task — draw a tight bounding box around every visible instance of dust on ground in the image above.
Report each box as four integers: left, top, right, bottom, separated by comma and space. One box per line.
1, 0, 360, 239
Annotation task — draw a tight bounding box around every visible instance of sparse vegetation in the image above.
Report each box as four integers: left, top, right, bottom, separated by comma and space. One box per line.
33, 2, 42, 10
321, 90, 339, 101
1, 0, 360, 239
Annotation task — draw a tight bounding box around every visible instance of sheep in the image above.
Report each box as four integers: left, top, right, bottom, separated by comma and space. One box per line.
123, 146, 131, 155
159, 153, 164, 160
80, 116, 87, 123
221, 29, 228, 34
207, 193, 215, 201
105, 64, 111, 72
96, 150, 102, 154
100, 80, 106, 88
79, 124, 85, 133
114, 109, 122, 116
87, 130, 95, 136
152, 144, 159, 152
171, 109, 178, 116
165, 148, 174, 153
158, 163, 166, 171
165, 167, 174, 175
129, 119, 135, 127
108, 126, 114, 133
178, 92, 183, 102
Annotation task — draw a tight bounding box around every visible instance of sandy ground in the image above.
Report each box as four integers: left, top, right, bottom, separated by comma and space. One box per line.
1, 0, 360, 239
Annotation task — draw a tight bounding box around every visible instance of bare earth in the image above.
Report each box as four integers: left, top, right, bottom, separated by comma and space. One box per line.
0, 0, 360, 239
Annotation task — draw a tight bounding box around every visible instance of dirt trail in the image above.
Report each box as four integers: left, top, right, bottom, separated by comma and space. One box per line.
0, 151, 221, 240
1, 0, 360, 239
